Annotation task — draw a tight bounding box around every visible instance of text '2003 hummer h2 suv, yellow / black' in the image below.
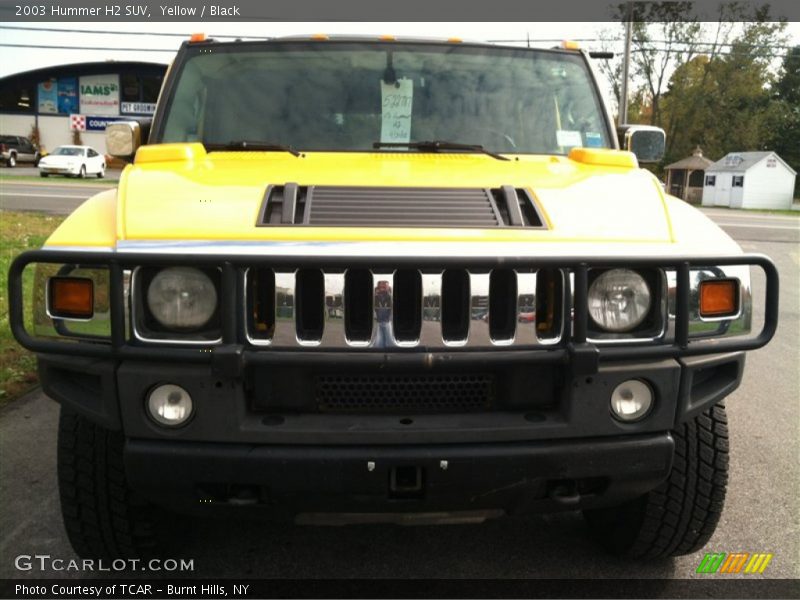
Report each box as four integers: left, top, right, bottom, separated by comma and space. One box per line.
9, 36, 779, 560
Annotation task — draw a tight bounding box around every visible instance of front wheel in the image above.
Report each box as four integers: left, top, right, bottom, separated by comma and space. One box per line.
58, 407, 158, 558
6, 154, 16, 168
584, 403, 729, 558
97, 165, 105, 179
39, 171, 48, 178
78, 165, 86, 178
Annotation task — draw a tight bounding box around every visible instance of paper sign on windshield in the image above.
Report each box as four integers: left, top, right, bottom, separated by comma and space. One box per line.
381, 79, 413, 144
556, 130, 583, 148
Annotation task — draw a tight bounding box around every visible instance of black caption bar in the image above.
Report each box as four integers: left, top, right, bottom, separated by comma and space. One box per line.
2, 578, 800, 599
1, 0, 799, 21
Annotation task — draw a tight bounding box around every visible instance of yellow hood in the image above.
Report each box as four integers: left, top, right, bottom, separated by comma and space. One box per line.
113, 144, 672, 245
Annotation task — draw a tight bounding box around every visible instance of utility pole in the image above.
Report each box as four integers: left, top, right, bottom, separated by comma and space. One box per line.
619, 1, 633, 126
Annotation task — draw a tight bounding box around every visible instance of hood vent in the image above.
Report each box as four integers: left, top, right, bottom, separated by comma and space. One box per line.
257, 184, 545, 229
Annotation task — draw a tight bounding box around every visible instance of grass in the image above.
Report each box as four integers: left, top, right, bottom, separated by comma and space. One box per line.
701, 206, 800, 217
0, 173, 115, 185
0, 211, 65, 402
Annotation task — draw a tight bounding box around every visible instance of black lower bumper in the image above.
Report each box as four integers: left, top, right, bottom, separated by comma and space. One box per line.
124, 433, 674, 515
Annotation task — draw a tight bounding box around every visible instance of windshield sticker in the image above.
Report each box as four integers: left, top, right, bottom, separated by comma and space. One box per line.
556, 130, 583, 148
585, 132, 603, 148
381, 78, 414, 144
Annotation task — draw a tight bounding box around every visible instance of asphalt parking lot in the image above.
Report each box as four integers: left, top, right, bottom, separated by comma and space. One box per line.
0, 184, 798, 584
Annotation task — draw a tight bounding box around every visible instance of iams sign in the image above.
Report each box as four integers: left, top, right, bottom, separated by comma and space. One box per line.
80, 84, 118, 96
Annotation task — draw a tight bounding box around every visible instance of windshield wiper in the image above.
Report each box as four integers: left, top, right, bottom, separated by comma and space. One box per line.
205, 140, 302, 157
373, 140, 510, 161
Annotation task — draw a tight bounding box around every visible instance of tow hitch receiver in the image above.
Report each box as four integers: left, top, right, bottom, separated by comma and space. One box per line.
390, 466, 424, 498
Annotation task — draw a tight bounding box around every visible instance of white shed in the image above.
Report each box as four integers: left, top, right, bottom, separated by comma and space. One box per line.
702, 151, 797, 210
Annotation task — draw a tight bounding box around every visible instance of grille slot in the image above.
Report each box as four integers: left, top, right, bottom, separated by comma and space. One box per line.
441, 270, 470, 342
246, 268, 564, 348
257, 185, 547, 229
344, 269, 372, 342
248, 268, 275, 341
296, 269, 324, 341
536, 269, 563, 341
489, 269, 517, 341
316, 373, 495, 413
393, 270, 421, 342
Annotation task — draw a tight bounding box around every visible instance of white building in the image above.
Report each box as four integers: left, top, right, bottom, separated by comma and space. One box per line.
702, 151, 797, 210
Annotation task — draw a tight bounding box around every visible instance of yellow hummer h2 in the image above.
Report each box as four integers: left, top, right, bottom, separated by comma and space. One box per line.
9, 36, 779, 560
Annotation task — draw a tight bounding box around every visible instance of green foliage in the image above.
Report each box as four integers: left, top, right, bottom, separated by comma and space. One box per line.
654, 21, 788, 167
603, 10, 792, 178
768, 46, 800, 194
0, 211, 65, 402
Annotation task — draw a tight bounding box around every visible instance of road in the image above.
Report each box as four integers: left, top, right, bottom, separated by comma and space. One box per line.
0, 166, 120, 214
0, 182, 798, 584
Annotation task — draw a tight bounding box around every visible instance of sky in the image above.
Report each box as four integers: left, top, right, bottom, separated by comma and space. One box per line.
0, 22, 617, 80
1, 21, 798, 108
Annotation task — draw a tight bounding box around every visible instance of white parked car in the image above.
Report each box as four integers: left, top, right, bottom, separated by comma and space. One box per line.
38, 145, 105, 178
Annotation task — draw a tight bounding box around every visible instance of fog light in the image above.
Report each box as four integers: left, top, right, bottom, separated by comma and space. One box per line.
147, 384, 193, 427
610, 379, 653, 422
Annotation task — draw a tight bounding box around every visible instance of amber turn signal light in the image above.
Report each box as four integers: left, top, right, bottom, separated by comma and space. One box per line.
699, 279, 738, 317
48, 277, 94, 319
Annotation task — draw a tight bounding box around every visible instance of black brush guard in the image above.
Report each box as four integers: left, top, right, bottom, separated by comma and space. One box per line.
8, 250, 779, 377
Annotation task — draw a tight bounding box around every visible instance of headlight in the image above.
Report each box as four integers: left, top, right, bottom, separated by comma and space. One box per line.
146, 267, 218, 330
588, 269, 652, 333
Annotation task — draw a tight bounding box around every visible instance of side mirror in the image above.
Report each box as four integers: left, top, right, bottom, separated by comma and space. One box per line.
105, 120, 151, 160
617, 125, 666, 164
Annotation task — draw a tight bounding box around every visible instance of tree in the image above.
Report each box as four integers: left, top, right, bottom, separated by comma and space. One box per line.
601, 2, 712, 126
628, 4, 701, 126
657, 19, 787, 165
768, 45, 800, 195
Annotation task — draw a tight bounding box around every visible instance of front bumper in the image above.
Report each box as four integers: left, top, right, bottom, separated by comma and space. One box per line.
124, 432, 675, 515
38, 345, 743, 516
38, 165, 79, 175
39, 351, 744, 445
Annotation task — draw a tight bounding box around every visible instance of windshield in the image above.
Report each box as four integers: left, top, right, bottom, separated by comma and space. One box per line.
159, 42, 611, 155
52, 147, 84, 156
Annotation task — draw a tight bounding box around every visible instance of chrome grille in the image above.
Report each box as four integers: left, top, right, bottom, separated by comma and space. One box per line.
246, 268, 563, 349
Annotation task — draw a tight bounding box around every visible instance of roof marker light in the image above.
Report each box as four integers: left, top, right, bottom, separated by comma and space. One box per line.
189, 33, 207, 43
561, 40, 581, 50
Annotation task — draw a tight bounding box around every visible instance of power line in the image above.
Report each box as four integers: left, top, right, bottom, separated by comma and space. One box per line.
0, 43, 177, 52
0, 24, 271, 39
2, 26, 794, 51
0, 40, 791, 60
490, 37, 796, 50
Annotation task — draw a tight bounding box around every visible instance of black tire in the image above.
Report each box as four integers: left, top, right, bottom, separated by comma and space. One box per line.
40, 171, 48, 178
79, 165, 86, 178
584, 403, 729, 558
57, 407, 158, 559
97, 164, 105, 179
6, 154, 16, 168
